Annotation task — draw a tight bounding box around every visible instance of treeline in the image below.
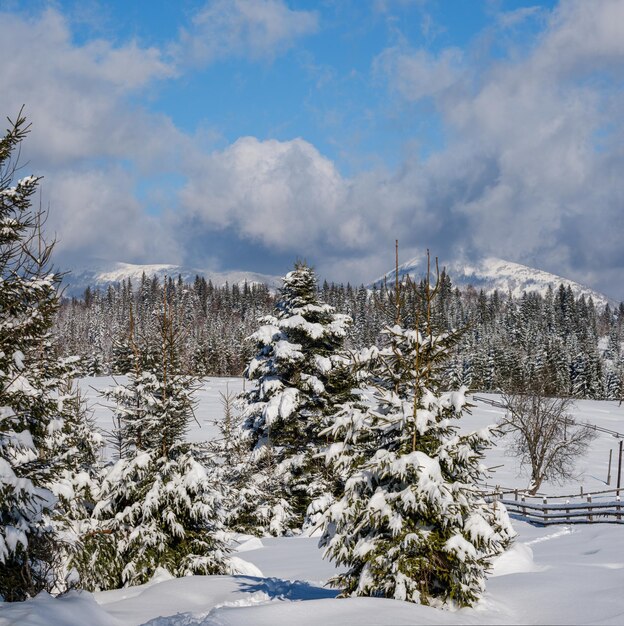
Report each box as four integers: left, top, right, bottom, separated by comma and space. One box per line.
54, 271, 624, 399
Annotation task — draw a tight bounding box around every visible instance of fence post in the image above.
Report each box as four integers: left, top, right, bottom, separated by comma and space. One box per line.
566, 500, 570, 523
607, 448, 613, 485
521, 494, 526, 517
514, 489, 518, 502
617, 439, 623, 495
543, 497, 548, 523
616, 496, 621, 521
587, 494, 593, 522
580, 485, 584, 497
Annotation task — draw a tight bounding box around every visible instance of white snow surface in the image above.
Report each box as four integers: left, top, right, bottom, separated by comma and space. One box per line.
2, 377, 623, 625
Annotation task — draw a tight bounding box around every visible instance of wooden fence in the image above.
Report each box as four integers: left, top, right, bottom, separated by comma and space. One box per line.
473, 394, 624, 524
485, 487, 624, 525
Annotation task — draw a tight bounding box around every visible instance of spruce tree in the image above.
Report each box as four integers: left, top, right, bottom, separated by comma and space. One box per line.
210, 385, 289, 537
234, 261, 356, 534
319, 252, 514, 607
82, 293, 232, 590
0, 111, 101, 600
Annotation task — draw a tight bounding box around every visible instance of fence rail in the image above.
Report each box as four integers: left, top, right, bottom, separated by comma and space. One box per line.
485, 489, 624, 525
482, 485, 623, 500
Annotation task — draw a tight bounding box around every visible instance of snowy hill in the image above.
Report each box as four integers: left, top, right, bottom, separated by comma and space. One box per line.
62, 261, 283, 297
371, 256, 614, 308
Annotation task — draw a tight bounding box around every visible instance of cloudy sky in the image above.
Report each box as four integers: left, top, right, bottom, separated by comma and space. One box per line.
1, 0, 623, 298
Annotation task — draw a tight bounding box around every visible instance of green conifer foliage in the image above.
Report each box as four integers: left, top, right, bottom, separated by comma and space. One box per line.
234, 262, 357, 534
320, 254, 514, 607
83, 296, 231, 590
0, 111, 101, 600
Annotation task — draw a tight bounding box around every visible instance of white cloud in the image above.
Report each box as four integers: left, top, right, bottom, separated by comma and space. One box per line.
374, 46, 464, 101
538, 0, 624, 76
497, 6, 542, 29
367, 0, 624, 297
176, 132, 462, 283
174, 0, 318, 66
0, 8, 183, 264
0, 9, 177, 166
43, 168, 180, 265
179, 137, 346, 251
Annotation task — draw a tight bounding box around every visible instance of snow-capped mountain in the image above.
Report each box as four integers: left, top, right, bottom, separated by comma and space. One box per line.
370, 256, 615, 308
62, 257, 616, 308
61, 261, 283, 297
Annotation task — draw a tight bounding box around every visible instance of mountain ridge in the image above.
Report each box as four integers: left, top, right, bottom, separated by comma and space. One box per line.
370, 256, 615, 308
61, 257, 616, 308
61, 261, 283, 297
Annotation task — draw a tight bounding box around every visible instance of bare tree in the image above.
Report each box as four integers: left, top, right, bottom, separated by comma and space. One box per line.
500, 389, 595, 494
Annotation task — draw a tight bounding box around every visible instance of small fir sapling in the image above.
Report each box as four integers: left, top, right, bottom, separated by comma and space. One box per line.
81, 288, 233, 590
212, 385, 293, 537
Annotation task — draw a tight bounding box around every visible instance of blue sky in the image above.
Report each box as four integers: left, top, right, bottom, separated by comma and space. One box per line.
53, 0, 555, 170
1, 0, 623, 298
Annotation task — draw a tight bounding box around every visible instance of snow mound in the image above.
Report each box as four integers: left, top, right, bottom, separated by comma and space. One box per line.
228, 556, 264, 577
149, 568, 176, 585
490, 542, 542, 577
234, 537, 264, 553
0, 591, 120, 626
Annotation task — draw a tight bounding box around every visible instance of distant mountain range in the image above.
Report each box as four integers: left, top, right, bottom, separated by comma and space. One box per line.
61, 261, 283, 297
61, 257, 616, 308
370, 256, 615, 308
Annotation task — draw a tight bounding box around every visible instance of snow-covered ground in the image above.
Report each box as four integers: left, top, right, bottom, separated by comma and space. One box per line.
84, 376, 624, 497
1, 377, 623, 625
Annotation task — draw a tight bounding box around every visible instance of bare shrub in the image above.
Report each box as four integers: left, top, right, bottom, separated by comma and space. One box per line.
500, 389, 596, 494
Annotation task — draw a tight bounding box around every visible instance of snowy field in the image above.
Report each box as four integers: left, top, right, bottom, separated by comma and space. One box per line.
83, 376, 624, 497
1, 377, 623, 625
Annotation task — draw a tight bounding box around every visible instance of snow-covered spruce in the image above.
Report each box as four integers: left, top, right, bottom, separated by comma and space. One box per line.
0, 113, 101, 600
210, 387, 293, 538
83, 319, 233, 590
231, 262, 358, 535
0, 278, 102, 600
34, 355, 102, 593
320, 323, 515, 607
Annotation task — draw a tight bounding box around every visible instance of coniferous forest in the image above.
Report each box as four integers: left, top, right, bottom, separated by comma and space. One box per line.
56, 270, 624, 400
